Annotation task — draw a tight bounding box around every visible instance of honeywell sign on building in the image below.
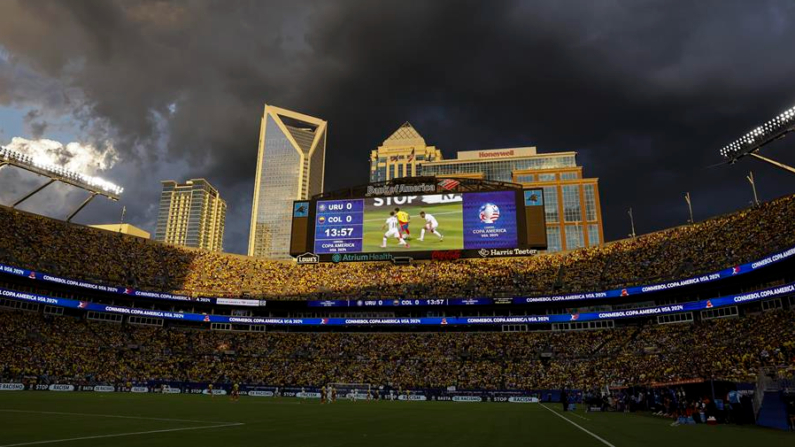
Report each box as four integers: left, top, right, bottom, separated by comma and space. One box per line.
457, 147, 537, 161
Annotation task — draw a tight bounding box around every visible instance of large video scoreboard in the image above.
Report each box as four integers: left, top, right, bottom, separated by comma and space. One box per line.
290, 178, 546, 262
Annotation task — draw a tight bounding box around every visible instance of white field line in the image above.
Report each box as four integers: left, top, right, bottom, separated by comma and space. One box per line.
540, 404, 615, 447
564, 409, 590, 421
0, 409, 244, 447
0, 409, 236, 424
0, 423, 243, 447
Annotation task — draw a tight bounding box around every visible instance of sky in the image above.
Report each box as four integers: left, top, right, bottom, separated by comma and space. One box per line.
0, 0, 793, 255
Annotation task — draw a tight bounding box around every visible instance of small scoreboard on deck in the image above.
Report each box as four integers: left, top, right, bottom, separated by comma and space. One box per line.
290, 177, 546, 262
314, 199, 365, 253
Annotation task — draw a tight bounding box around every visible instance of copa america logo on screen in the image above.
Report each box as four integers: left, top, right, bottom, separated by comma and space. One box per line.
479, 203, 500, 223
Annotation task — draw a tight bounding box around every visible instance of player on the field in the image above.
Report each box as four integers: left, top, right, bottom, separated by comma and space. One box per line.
331, 386, 337, 403
381, 211, 409, 248
394, 207, 411, 238
230, 383, 240, 402
418, 211, 444, 242
208, 383, 214, 398
321, 386, 327, 404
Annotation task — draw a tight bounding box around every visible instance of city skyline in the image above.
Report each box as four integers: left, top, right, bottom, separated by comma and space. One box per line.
0, 1, 794, 255
368, 124, 603, 253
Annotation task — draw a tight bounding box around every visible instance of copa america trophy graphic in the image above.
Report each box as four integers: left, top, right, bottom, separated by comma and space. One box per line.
479, 203, 500, 224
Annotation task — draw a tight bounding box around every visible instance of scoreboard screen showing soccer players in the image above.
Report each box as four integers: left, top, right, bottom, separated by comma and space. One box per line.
292, 183, 547, 262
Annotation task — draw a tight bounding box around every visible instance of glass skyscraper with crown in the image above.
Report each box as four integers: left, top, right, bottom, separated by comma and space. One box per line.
248, 105, 327, 259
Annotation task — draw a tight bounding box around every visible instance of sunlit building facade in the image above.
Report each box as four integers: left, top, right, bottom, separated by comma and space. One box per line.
154, 178, 226, 252
420, 147, 603, 252
513, 166, 603, 253
369, 122, 443, 182
248, 105, 327, 259
90, 224, 150, 239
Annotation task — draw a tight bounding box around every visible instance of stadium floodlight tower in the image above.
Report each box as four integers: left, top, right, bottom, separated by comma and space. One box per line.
719, 104, 795, 175
0, 144, 123, 221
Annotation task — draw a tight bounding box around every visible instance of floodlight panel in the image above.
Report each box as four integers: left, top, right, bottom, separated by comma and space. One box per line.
0, 145, 123, 198
719, 104, 795, 160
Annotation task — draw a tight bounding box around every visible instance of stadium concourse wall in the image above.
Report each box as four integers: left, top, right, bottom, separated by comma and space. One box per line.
1, 278, 793, 327
0, 245, 793, 309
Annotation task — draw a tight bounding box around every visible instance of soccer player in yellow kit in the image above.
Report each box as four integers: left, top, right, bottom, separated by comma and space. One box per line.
394, 207, 411, 239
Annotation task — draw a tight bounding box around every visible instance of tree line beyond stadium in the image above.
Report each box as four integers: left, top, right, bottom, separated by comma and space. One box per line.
290, 177, 548, 262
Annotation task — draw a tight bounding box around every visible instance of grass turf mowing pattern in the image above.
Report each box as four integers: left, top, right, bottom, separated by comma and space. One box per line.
361, 201, 463, 252
0, 393, 793, 447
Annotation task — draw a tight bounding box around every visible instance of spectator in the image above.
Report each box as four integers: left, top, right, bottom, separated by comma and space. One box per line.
1, 309, 792, 392
0, 194, 793, 301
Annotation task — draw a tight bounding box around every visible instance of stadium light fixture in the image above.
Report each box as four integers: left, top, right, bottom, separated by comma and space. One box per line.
719, 104, 795, 175
684, 192, 694, 224
746, 171, 759, 206
627, 207, 636, 238
0, 144, 124, 221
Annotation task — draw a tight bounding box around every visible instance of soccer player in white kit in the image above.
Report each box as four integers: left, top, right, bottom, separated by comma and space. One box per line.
418, 211, 444, 242
381, 211, 409, 248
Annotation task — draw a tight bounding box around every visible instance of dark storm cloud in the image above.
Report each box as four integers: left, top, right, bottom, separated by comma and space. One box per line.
0, 0, 794, 253
23, 109, 48, 138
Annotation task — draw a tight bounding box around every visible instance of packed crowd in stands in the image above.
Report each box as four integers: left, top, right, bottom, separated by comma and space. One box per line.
0, 194, 793, 301
1, 310, 793, 390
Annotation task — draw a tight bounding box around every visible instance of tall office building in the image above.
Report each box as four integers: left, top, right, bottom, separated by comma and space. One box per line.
248, 105, 327, 259
154, 178, 226, 252
410, 147, 604, 253
369, 122, 443, 182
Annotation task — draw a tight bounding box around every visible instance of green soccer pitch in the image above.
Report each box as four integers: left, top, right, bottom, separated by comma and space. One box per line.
0, 393, 793, 447
361, 202, 464, 252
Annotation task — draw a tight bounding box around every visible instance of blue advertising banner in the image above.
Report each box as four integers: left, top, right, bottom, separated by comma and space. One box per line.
307, 299, 349, 308
0, 245, 793, 309
462, 191, 518, 249
448, 297, 494, 306
2, 282, 792, 326
514, 245, 795, 304
0, 264, 216, 304
350, 298, 449, 307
